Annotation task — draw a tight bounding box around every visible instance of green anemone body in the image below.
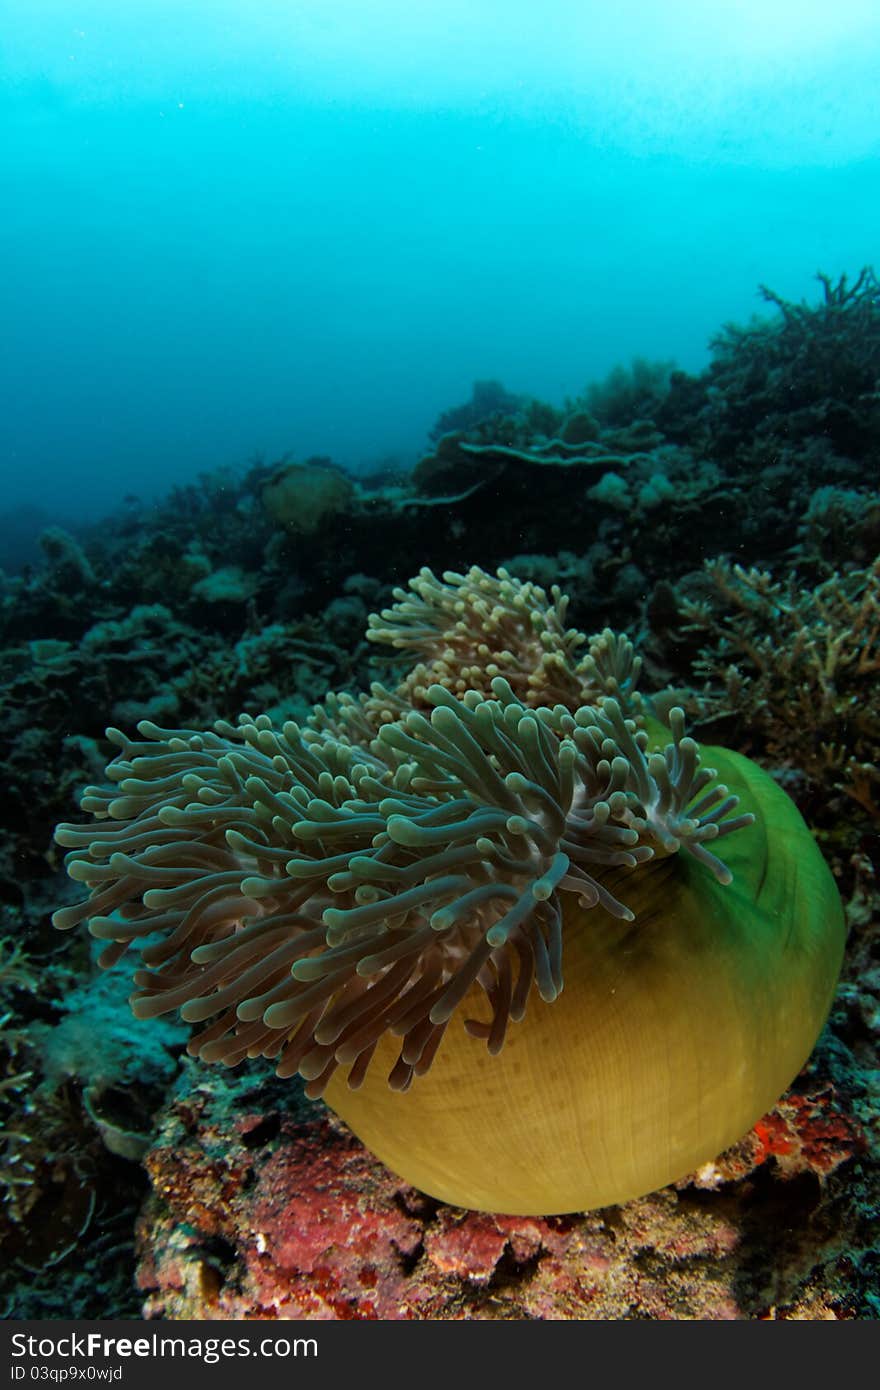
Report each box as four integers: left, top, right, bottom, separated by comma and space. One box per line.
323, 741, 845, 1214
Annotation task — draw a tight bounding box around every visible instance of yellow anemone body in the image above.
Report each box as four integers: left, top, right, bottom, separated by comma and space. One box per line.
324, 744, 845, 1214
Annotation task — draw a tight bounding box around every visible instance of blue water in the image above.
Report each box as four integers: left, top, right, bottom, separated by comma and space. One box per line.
3, 0, 880, 530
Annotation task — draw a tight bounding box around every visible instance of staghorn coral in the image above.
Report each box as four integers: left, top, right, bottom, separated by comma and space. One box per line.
679, 555, 880, 818
686, 268, 880, 464
53, 567, 844, 1213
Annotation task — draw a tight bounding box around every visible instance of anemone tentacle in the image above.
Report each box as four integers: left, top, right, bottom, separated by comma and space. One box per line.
54, 676, 752, 1097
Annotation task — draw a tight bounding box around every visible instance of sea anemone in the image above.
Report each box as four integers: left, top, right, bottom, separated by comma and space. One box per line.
53, 568, 845, 1214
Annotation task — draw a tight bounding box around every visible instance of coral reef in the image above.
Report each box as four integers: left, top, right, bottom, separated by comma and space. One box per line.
0, 944, 185, 1318
655, 556, 880, 822
698, 269, 880, 463
3, 265, 878, 1313
580, 356, 676, 429
134, 1023, 876, 1319
655, 268, 880, 555
429, 380, 527, 441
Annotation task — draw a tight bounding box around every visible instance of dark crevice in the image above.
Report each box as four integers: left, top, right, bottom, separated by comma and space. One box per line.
240, 1112, 281, 1149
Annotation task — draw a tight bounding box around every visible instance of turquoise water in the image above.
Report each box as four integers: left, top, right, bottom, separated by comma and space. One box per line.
3, 0, 880, 528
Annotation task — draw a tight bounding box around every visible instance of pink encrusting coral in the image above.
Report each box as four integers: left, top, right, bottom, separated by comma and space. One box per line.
135, 1056, 868, 1321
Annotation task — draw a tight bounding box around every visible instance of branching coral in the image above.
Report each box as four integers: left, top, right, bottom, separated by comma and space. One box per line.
680, 556, 880, 817
579, 356, 676, 428
53, 565, 845, 1213
702, 267, 880, 460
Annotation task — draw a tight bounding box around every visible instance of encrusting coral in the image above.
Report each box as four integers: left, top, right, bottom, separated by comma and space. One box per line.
53, 566, 845, 1214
